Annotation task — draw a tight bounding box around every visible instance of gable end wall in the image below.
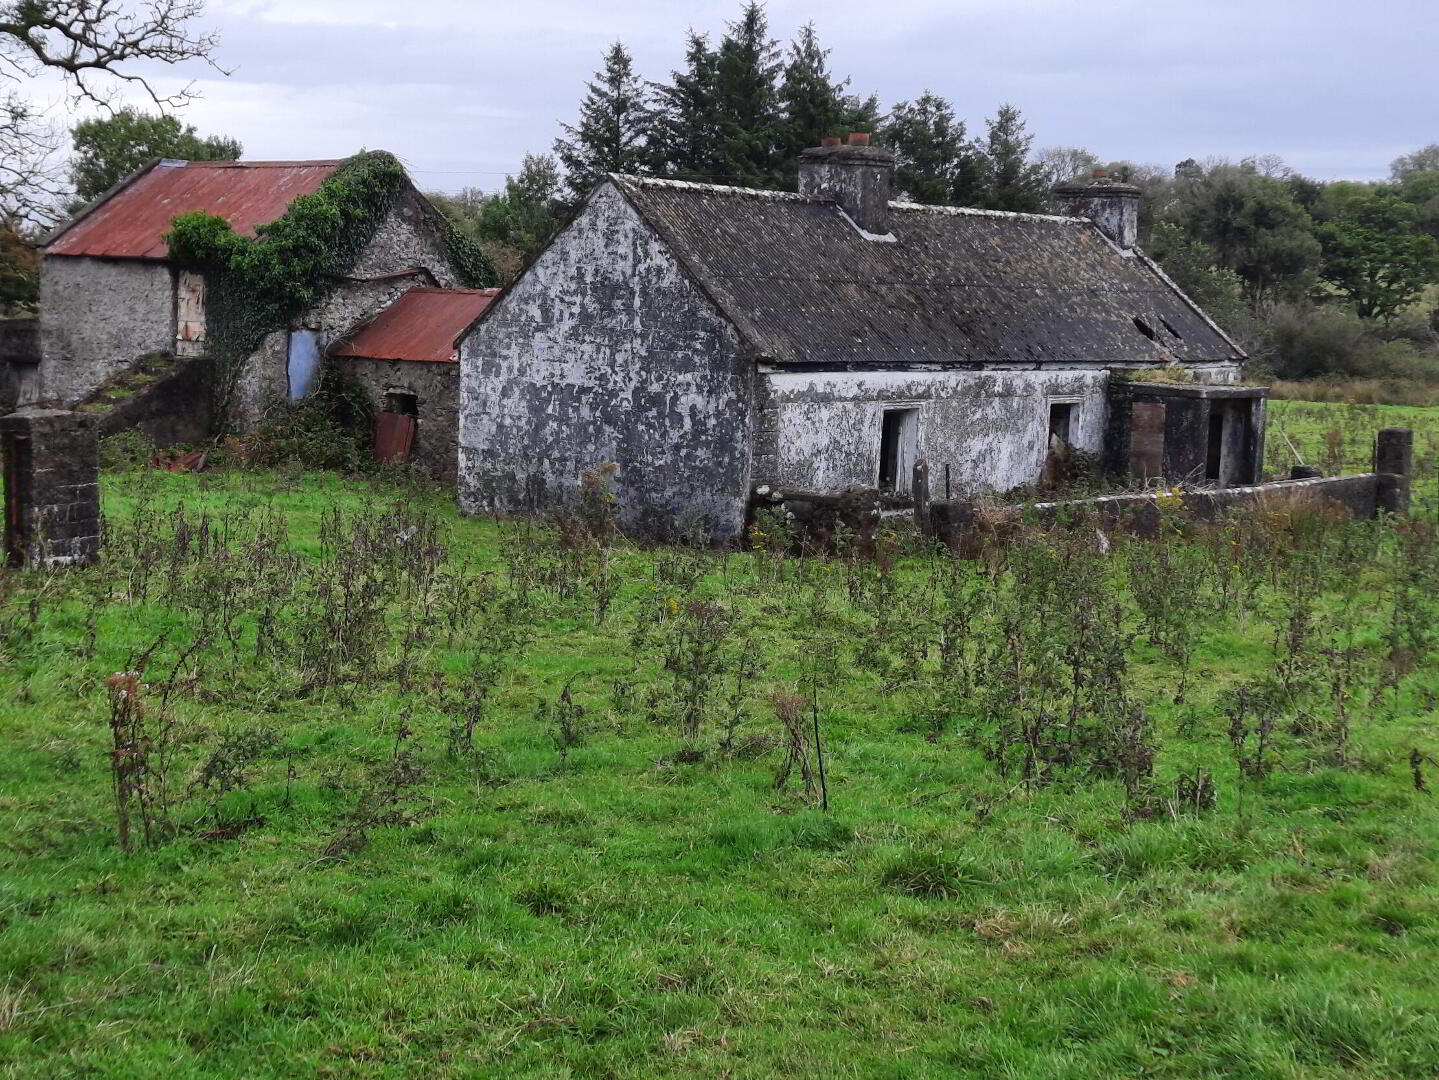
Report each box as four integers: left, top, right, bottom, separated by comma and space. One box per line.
458, 183, 752, 540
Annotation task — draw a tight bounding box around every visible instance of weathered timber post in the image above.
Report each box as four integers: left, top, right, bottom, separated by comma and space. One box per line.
1374, 427, 1412, 516
1, 408, 101, 568
912, 459, 931, 536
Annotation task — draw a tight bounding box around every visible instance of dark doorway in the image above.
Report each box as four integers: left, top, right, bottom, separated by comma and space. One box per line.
1205, 403, 1226, 481
385, 392, 418, 416
1048, 402, 1075, 446
878, 408, 919, 491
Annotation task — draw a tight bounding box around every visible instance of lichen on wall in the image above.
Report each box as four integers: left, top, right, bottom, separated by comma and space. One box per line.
753, 367, 1113, 496
459, 182, 752, 540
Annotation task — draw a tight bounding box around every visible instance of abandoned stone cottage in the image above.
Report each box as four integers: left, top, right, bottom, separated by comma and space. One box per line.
34, 154, 479, 452
329, 286, 498, 480
456, 137, 1263, 540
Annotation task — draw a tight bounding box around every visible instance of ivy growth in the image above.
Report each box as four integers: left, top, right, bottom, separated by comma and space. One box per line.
163, 150, 496, 433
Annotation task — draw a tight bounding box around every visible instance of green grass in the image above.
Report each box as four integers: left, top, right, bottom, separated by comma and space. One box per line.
4, 415, 1439, 1077
1267, 398, 1439, 485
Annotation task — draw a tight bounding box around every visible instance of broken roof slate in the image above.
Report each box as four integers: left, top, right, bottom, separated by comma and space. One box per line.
45, 159, 344, 260
611, 174, 1244, 367
331, 287, 501, 363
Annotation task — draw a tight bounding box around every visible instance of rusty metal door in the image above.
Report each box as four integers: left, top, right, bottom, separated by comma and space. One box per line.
1129, 402, 1167, 480
375, 412, 416, 463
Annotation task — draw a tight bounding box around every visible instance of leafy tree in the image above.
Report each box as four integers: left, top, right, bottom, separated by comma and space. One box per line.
1147, 222, 1244, 327
69, 107, 240, 207
0, 0, 220, 226
1392, 144, 1439, 181
1034, 145, 1099, 188
1168, 165, 1321, 306
474, 154, 568, 263
880, 91, 970, 205
973, 104, 1048, 213
647, 32, 721, 181
0, 218, 36, 313
1315, 189, 1439, 322
554, 42, 651, 204
709, 2, 783, 188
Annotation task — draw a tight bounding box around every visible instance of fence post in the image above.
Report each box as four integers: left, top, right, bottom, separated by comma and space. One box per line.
1374, 427, 1412, 516
912, 459, 931, 536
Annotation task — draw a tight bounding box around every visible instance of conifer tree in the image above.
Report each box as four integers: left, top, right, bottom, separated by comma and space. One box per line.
975, 104, 1049, 213
880, 91, 970, 205
778, 23, 845, 169
554, 42, 651, 203
710, 2, 783, 188
648, 31, 721, 181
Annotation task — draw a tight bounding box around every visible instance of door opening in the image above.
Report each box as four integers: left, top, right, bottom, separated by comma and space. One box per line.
287, 329, 323, 399
878, 408, 919, 492
1048, 402, 1075, 447
1205, 403, 1226, 482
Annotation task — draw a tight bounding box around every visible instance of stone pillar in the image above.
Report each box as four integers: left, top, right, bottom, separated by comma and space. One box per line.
1374, 427, 1412, 516
1, 408, 100, 568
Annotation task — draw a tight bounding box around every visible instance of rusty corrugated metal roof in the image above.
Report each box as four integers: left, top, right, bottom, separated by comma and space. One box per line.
612, 175, 1245, 366
45, 159, 344, 259
331, 287, 500, 363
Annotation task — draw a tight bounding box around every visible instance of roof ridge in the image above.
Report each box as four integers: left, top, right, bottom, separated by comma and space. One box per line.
611, 173, 817, 203
889, 200, 1085, 225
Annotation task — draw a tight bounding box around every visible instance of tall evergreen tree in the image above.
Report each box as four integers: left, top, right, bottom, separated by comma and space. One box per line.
777, 23, 846, 171
647, 31, 720, 181
554, 42, 651, 203
880, 92, 969, 205
974, 104, 1048, 213
710, 2, 783, 188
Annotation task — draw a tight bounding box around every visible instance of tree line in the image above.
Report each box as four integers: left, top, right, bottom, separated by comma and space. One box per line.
3, 0, 1437, 393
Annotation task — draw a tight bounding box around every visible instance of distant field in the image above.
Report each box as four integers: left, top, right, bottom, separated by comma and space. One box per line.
3, 463, 1439, 1078
1266, 398, 1439, 490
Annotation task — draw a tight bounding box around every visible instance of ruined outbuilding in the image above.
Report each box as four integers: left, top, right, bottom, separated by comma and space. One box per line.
330, 286, 499, 480
457, 141, 1259, 540
34, 156, 468, 434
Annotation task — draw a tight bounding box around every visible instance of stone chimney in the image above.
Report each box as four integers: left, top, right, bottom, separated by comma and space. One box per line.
798, 132, 895, 236
1053, 169, 1142, 250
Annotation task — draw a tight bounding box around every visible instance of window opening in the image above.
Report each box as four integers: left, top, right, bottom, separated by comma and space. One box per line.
385, 392, 418, 416
878, 408, 919, 492
1132, 316, 1158, 341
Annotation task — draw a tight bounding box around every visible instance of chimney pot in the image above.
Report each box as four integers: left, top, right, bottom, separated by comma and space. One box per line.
847, 132, 871, 147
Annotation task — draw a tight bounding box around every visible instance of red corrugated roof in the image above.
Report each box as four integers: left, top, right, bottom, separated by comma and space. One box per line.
331, 288, 501, 363
45, 159, 344, 259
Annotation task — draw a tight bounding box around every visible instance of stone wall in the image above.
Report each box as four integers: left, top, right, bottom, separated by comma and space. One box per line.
0, 317, 39, 413
337, 356, 459, 481
1, 408, 100, 568
38, 257, 174, 407
232, 269, 432, 427
753, 367, 1110, 496
458, 183, 752, 541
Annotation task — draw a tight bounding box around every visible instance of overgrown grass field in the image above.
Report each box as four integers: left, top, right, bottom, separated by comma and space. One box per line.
5, 403, 1439, 1078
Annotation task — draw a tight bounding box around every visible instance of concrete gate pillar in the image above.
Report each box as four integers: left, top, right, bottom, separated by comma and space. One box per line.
1, 408, 101, 568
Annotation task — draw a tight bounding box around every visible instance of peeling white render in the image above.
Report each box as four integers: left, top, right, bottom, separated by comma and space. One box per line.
752, 368, 1112, 496
458, 183, 752, 540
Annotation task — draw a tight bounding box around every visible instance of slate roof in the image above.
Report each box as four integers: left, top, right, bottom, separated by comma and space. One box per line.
332, 288, 500, 363
45, 159, 344, 260
610, 175, 1244, 366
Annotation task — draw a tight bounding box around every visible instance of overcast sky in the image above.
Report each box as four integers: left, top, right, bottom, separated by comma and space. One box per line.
45, 0, 1439, 191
